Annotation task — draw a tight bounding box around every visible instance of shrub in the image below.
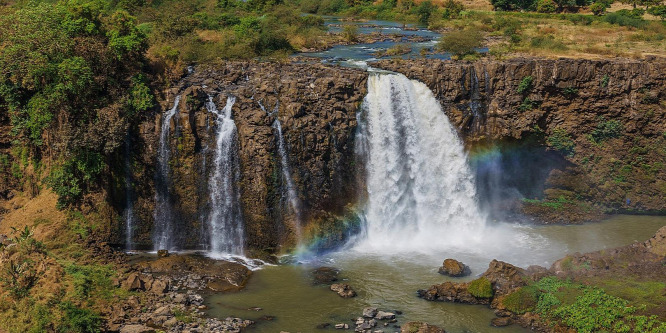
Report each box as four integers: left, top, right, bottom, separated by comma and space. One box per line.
600, 74, 609, 87
547, 128, 575, 156
437, 28, 483, 58
468, 277, 494, 298
442, 0, 465, 19
648, 5, 666, 21
590, 1, 608, 15
605, 11, 646, 28
415, 0, 435, 25
590, 118, 623, 143
503, 286, 538, 314
58, 302, 101, 333
342, 24, 359, 42
536, 0, 558, 13
530, 35, 567, 50
517, 76, 533, 94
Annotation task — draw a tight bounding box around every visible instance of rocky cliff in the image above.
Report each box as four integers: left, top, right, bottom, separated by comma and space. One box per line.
124, 62, 367, 253
377, 58, 666, 222
116, 57, 666, 253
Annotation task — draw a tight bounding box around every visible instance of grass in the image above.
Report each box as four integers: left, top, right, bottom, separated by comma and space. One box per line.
502, 277, 666, 332
468, 277, 494, 298
432, 10, 666, 59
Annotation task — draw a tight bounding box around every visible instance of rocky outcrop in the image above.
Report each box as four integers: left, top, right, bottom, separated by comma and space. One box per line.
438, 258, 470, 277
419, 260, 528, 306
376, 57, 666, 222
128, 62, 367, 251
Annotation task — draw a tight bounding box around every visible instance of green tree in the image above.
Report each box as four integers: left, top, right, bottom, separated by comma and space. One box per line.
415, 0, 435, 25
0, 1, 151, 208
648, 5, 666, 19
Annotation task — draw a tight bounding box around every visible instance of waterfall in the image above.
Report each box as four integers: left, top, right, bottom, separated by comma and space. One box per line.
124, 136, 135, 251
259, 100, 303, 243
153, 96, 181, 251
355, 73, 486, 253
274, 117, 303, 240
207, 95, 245, 256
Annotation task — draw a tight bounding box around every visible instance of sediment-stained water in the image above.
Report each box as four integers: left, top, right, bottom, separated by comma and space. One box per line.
204, 215, 666, 333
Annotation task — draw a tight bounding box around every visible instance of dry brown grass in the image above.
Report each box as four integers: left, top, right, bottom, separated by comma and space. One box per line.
0, 190, 67, 243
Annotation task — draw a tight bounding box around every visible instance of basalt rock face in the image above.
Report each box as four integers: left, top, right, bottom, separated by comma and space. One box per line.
376, 58, 666, 221
129, 62, 367, 252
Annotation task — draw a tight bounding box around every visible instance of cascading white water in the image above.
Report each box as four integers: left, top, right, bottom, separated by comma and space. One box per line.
153, 96, 181, 251
207, 95, 245, 256
124, 137, 135, 251
355, 73, 488, 253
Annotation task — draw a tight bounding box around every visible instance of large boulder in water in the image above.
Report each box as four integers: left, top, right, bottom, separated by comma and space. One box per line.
330, 283, 357, 298
438, 259, 470, 277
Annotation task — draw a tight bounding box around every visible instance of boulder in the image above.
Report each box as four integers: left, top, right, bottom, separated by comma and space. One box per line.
375, 311, 395, 320
362, 307, 378, 318
331, 283, 357, 298
122, 273, 145, 291
157, 250, 169, 257
438, 259, 470, 277
644, 226, 666, 257
400, 322, 445, 333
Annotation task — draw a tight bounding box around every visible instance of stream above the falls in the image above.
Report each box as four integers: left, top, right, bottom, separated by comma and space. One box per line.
296, 17, 487, 65
203, 215, 666, 333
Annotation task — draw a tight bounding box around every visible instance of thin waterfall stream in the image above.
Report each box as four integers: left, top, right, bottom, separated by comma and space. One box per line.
124, 136, 135, 251
206, 95, 245, 256
260, 100, 304, 244
153, 95, 181, 251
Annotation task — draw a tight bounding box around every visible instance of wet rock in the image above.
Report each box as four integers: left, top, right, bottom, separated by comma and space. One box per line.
157, 250, 169, 257
312, 266, 340, 284
317, 323, 331, 329
490, 317, 513, 327
400, 322, 445, 333
482, 260, 528, 297
150, 279, 169, 294
375, 311, 395, 320
335, 323, 349, 329
122, 273, 145, 291
418, 281, 487, 305
331, 283, 357, 298
438, 259, 470, 277
362, 307, 378, 318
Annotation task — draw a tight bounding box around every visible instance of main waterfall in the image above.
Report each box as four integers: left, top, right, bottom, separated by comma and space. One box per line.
206, 95, 245, 256
355, 73, 487, 253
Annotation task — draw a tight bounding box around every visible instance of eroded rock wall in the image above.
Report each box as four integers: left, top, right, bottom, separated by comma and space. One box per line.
131, 62, 367, 252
